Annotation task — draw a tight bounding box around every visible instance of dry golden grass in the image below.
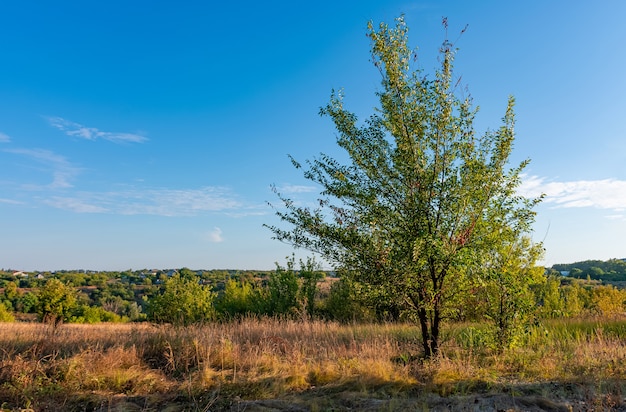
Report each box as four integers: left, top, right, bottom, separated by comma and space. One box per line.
1, 318, 625, 411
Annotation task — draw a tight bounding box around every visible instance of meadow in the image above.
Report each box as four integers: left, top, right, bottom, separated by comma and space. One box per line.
1, 317, 625, 411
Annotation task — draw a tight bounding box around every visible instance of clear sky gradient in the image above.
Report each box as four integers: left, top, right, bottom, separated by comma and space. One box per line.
1, 1, 625, 271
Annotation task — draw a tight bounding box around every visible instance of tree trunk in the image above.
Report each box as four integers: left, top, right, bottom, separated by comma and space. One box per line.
417, 303, 442, 358
417, 307, 433, 358
431, 305, 441, 356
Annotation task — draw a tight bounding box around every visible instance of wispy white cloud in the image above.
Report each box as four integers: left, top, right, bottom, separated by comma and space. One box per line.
0, 198, 23, 205
1, 149, 263, 216
46, 116, 147, 143
520, 175, 626, 212
44, 197, 108, 213
0, 132, 11, 143
276, 184, 317, 194
5, 148, 81, 189
225, 209, 268, 218
44, 186, 246, 216
206, 227, 224, 243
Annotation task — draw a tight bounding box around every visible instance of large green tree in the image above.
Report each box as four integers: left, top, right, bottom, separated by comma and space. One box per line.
267, 17, 542, 357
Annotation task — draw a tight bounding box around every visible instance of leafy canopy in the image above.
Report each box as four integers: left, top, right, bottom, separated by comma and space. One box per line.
267, 16, 542, 356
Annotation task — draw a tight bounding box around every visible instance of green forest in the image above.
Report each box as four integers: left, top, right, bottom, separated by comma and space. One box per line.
551, 258, 626, 282
2, 257, 626, 331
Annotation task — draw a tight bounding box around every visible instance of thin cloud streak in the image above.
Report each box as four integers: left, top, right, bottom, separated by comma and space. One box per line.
0, 132, 11, 143
276, 184, 317, 194
47, 116, 147, 143
520, 175, 626, 212
0, 198, 23, 205
44, 186, 247, 216
5, 148, 80, 189
45, 197, 108, 213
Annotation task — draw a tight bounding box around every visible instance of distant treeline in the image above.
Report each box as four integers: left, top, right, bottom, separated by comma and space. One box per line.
3, 258, 626, 326
552, 258, 626, 282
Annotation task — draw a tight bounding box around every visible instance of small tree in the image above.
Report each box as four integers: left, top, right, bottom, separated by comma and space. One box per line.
561, 281, 584, 317
322, 275, 376, 322
3, 281, 20, 308
264, 258, 300, 316
215, 278, 263, 318
590, 285, 626, 316
267, 17, 542, 357
0, 301, 14, 322
298, 256, 324, 319
482, 237, 544, 349
36, 278, 78, 325
20, 292, 39, 314
147, 272, 216, 325
535, 272, 567, 319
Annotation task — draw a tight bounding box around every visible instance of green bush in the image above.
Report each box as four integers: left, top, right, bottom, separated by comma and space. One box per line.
71, 305, 126, 323
215, 278, 263, 318
147, 273, 216, 325
322, 278, 375, 322
20, 292, 39, 313
298, 256, 324, 319
262, 260, 300, 317
36, 278, 78, 324
0, 301, 14, 322
589, 285, 626, 316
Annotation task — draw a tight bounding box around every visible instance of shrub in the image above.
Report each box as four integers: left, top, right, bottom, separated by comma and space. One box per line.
215, 278, 263, 318
0, 301, 14, 322
322, 277, 375, 322
589, 285, 626, 316
36, 278, 78, 324
262, 259, 300, 317
147, 273, 216, 325
71, 305, 126, 323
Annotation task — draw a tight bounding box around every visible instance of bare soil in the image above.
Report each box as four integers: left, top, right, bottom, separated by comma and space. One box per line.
49, 382, 626, 411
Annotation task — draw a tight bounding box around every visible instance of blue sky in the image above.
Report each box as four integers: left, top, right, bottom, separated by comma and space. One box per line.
1, 1, 625, 271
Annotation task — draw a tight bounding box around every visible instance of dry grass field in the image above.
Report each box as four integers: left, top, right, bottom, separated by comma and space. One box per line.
1, 318, 626, 411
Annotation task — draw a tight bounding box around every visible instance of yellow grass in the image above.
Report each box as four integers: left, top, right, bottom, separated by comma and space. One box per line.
1, 318, 625, 410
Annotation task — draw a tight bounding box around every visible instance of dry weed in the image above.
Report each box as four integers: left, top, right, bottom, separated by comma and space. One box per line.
2, 318, 626, 410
